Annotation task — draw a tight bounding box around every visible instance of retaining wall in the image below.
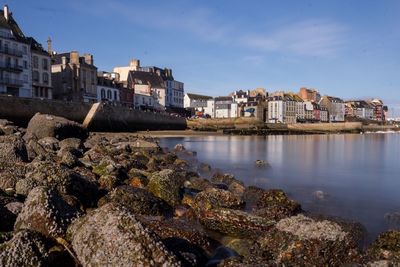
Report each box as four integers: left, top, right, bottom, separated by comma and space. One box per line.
0, 96, 186, 131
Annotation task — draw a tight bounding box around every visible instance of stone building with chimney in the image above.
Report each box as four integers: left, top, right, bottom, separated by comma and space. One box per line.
0, 5, 32, 97
51, 51, 97, 102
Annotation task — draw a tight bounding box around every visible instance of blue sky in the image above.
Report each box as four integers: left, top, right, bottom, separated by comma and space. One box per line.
3, 0, 400, 112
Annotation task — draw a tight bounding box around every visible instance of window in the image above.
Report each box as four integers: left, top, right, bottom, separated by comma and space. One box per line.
43, 73, 49, 84
101, 89, 106, 99
33, 71, 39, 82
33, 56, 39, 68
23, 74, 28, 82
107, 90, 112, 99
114, 91, 117, 100
14, 58, 18, 68
42, 58, 48, 70
22, 46, 27, 54
23, 60, 28, 69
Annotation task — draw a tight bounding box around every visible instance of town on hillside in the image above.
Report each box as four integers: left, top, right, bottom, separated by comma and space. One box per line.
0, 5, 389, 124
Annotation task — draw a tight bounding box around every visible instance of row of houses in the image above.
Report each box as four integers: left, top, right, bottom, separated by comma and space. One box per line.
184, 87, 388, 123
0, 5, 185, 112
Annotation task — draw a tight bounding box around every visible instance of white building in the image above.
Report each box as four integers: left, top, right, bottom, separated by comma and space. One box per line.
267, 94, 297, 124
214, 96, 238, 118
127, 70, 165, 110
0, 5, 32, 97
97, 72, 121, 102
184, 93, 213, 110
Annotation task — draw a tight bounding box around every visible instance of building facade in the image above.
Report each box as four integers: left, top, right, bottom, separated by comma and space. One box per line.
320, 96, 345, 122
127, 70, 165, 111
29, 38, 52, 99
97, 72, 121, 103
184, 93, 213, 111
268, 94, 297, 124
214, 96, 237, 118
0, 5, 32, 97
298, 87, 321, 103
52, 51, 97, 102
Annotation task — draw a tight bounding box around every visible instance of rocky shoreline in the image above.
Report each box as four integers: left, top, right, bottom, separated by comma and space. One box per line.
1, 113, 400, 266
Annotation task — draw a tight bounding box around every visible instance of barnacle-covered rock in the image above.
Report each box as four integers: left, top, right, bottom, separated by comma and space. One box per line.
199, 208, 275, 238
147, 169, 186, 206
98, 185, 173, 217
16, 160, 100, 208
0, 135, 28, 164
211, 172, 241, 187
192, 188, 245, 211
367, 230, 400, 264
139, 216, 214, 265
254, 214, 362, 266
0, 230, 52, 266
67, 203, 181, 266
254, 189, 301, 220
14, 186, 81, 238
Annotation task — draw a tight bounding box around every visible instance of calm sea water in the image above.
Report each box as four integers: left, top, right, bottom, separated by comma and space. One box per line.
160, 133, 400, 242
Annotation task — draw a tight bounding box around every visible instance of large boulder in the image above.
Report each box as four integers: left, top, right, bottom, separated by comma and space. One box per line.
67, 203, 181, 266
0, 135, 28, 164
254, 214, 362, 266
98, 185, 173, 217
14, 186, 81, 238
147, 169, 186, 206
24, 113, 88, 141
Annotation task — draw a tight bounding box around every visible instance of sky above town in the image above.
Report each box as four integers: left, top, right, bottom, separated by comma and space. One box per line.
4, 0, 400, 115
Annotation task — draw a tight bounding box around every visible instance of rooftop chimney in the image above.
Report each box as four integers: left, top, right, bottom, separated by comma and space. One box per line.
129, 59, 140, 70
47, 37, 52, 55
4, 5, 9, 21
83, 54, 93, 65
70, 51, 79, 64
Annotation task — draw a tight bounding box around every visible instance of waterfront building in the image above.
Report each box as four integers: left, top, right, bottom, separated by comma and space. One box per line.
214, 96, 237, 118
320, 96, 345, 122
51, 51, 97, 102
114, 59, 184, 109
298, 87, 321, 103
368, 99, 386, 121
127, 70, 165, 111
267, 93, 297, 124
320, 106, 329, 122
96, 71, 121, 103
184, 93, 213, 112
232, 89, 250, 104
345, 100, 374, 120
0, 5, 32, 97
29, 37, 52, 99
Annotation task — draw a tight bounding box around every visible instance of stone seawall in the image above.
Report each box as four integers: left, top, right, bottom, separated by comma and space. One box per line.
85, 102, 187, 131
0, 96, 186, 131
0, 95, 91, 125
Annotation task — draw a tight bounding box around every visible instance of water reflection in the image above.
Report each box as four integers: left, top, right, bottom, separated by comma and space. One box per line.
160, 133, 400, 242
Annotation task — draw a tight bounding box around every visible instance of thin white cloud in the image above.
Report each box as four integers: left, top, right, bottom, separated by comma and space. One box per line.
71, 1, 347, 57
241, 20, 347, 57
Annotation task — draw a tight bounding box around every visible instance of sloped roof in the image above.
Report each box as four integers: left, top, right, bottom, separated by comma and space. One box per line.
129, 70, 165, 88
0, 10, 28, 43
186, 93, 213, 100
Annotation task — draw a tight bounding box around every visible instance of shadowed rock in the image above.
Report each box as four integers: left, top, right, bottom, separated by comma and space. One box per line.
24, 113, 88, 141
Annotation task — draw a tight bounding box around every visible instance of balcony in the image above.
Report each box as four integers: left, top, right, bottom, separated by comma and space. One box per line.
0, 47, 23, 57
0, 61, 23, 72
0, 78, 24, 87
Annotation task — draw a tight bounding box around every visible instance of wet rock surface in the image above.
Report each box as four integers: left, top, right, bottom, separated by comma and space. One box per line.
0, 115, 398, 266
